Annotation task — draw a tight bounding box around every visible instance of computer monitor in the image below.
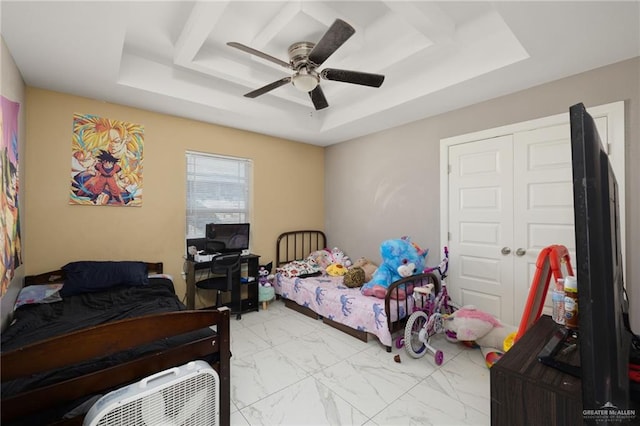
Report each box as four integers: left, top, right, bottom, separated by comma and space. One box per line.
185, 237, 207, 260
205, 223, 250, 253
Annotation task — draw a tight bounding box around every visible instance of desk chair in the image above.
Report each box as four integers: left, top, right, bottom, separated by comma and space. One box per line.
195, 253, 241, 313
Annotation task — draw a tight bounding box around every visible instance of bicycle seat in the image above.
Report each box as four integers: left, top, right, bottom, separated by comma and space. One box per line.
414, 284, 434, 295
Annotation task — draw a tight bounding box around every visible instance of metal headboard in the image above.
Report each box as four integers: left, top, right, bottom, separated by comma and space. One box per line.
276, 230, 327, 267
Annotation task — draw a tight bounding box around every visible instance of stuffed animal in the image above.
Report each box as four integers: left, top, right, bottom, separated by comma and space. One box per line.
444, 306, 517, 368
258, 262, 274, 287
330, 247, 352, 268
258, 262, 276, 309
343, 266, 366, 288
351, 257, 378, 282
307, 249, 333, 272
326, 263, 348, 277
361, 237, 428, 300
308, 247, 352, 276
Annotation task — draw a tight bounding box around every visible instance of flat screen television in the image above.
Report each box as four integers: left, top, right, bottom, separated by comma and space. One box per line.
205, 223, 250, 254
570, 102, 631, 418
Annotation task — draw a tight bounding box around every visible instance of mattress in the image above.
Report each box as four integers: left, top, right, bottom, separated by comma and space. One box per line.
274, 273, 416, 347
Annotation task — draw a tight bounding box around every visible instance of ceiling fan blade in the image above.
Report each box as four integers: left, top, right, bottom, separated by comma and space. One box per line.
227, 42, 291, 69
244, 77, 291, 98
308, 19, 355, 66
321, 68, 385, 88
309, 86, 329, 110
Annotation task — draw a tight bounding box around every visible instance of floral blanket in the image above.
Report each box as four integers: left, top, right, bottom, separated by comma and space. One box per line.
275, 273, 416, 347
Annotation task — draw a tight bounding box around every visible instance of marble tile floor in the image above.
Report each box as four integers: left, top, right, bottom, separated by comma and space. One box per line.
228, 299, 491, 426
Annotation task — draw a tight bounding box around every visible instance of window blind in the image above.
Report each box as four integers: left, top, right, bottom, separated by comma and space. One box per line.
185, 151, 252, 238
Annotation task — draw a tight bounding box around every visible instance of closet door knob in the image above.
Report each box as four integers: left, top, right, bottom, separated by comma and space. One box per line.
501, 247, 511, 255
516, 248, 527, 256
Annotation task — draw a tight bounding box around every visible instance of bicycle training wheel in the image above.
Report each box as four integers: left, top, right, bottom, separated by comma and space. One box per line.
404, 311, 429, 358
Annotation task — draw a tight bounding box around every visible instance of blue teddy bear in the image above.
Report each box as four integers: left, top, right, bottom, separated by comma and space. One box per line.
361, 237, 428, 300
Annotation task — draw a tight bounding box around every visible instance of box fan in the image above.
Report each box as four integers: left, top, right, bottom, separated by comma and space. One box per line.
83, 360, 218, 426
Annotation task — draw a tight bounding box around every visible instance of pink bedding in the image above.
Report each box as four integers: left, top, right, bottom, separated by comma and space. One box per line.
274, 273, 415, 347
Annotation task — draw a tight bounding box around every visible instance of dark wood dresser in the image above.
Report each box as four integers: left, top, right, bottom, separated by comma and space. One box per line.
491, 315, 583, 425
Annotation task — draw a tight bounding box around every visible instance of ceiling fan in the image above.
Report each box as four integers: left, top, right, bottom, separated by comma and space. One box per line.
227, 19, 385, 110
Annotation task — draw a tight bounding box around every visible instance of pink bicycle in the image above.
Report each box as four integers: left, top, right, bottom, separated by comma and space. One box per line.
399, 247, 457, 365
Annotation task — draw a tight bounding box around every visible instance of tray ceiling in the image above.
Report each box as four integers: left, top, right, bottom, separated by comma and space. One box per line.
1, 1, 638, 146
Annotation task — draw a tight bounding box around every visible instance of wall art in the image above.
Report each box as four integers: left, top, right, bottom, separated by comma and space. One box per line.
1, 96, 22, 296
70, 113, 144, 206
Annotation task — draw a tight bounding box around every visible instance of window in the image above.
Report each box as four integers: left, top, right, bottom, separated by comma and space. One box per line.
186, 151, 252, 238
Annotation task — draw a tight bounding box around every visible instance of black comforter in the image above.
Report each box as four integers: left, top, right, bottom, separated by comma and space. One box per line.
1, 277, 214, 400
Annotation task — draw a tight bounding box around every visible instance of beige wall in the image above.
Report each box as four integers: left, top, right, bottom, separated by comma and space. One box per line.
24, 88, 324, 304
0, 36, 26, 328
326, 57, 640, 331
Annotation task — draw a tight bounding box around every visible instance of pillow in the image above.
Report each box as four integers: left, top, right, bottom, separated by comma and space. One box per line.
14, 284, 64, 309
60, 261, 149, 296
276, 260, 322, 278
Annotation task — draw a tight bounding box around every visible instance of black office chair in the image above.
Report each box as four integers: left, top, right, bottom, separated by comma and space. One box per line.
195, 253, 241, 313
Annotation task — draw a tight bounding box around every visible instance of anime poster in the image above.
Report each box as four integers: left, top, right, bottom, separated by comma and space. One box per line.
1, 96, 22, 297
70, 113, 143, 206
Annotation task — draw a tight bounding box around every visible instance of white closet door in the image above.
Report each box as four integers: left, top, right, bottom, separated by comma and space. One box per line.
442, 102, 624, 327
448, 126, 575, 325
513, 124, 576, 319
448, 135, 515, 323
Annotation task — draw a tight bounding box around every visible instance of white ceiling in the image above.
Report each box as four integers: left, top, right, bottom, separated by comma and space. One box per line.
1, 1, 639, 146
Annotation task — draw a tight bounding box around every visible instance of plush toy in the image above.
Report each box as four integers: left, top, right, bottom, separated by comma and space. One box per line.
361, 237, 428, 300
308, 249, 333, 272
308, 247, 352, 276
258, 262, 274, 287
444, 306, 517, 368
258, 262, 276, 309
326, 263, 348, 277
330, 247, 352, 268
343, 266, 366, 288
351, 257, 378, 282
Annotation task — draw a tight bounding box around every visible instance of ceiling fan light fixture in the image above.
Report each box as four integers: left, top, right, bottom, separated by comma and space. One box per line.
228, 19, 383, 110
292, 69, 319, 92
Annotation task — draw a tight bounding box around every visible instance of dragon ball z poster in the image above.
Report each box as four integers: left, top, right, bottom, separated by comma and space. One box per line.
1, 96, 22, 297
70, 113, 143, 206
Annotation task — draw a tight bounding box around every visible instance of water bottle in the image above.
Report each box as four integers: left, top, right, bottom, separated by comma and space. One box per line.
551, 278, 565, 325
564, 276, 579, 329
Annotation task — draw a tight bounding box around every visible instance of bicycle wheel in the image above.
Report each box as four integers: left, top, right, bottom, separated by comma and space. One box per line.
404, 311, 429, 358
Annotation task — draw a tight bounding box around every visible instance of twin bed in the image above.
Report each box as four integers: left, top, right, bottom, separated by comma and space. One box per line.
1, 231, 436, 424
1, 261, 230, 426
275, 230, 440, 351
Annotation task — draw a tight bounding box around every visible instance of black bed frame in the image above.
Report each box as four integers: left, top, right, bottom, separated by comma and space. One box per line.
276, 230, 440, 351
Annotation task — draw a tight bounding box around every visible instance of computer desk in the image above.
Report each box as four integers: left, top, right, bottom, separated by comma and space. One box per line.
185, 253, 260, 319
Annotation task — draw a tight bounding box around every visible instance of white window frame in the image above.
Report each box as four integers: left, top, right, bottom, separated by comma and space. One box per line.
185, 151, 252, 239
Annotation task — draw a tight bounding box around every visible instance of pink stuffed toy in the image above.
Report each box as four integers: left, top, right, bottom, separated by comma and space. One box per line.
444, 306, 517, 368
